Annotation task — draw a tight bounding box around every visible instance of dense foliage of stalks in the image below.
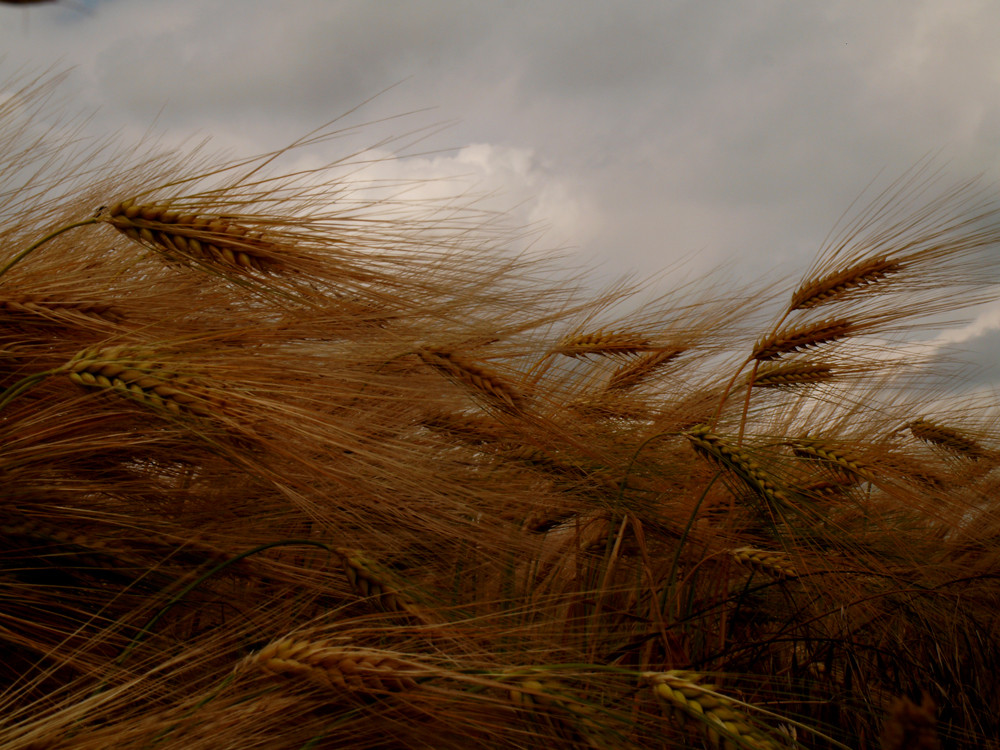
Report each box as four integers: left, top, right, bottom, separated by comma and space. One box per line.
2, 74, 1000, 750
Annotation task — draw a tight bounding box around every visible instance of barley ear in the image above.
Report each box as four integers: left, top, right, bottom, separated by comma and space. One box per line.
730, 547, 797, 579
101, 200, 283, 273
685, 425, 791, 513
752, 318, 855, 361
907, 418, 992, 462
247, 638, 423, 694
644, 671, 781, 749
790, 256, 903, 310
417, 347, 526, 413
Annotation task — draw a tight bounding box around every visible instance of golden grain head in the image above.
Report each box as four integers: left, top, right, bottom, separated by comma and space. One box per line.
685, 425, 791, 510
606, 348, 685, 391
417, 347, 525, 412
752, 361, 834, 388
730, 547, 797, 579
908, 418, 990, 461
63, 346, 213, 416
553, 330, 655, 358
752, 318, 855, 361
790, 256, 903, 310
644, 671, 780, 750
250, 638, 422, 694
103, 199, 283, 272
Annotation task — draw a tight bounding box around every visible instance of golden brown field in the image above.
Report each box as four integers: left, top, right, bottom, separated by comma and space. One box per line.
2, 73, 998, 749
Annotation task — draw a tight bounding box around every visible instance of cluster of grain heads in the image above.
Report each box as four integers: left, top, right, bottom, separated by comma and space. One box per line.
5, 73, 1000, 748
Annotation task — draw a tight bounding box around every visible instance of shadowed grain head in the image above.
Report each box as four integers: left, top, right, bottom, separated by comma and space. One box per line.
907, 418, 991, 462
417, 347, 526, 412
248, 637, 423, 694
606, 348, 685, 391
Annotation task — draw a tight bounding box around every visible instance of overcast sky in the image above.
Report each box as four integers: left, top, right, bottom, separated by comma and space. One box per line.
3, 1, 1000, 390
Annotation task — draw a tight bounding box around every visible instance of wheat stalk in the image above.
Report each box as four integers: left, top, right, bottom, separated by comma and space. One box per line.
606, 348, 685, 391
789, 256, 903, 310
752, 361, 834, 388
752, 318, 856, 361
101, 200, 283, 272
62, 346, 214, 416
417, 347, 525, 412
248, 637, 422, 694
553, 331, 655, 358
643, 671, 782, 750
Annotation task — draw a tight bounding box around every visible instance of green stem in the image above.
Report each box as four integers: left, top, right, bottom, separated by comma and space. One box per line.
0, 217, 99, 279
0, 371, 54, 413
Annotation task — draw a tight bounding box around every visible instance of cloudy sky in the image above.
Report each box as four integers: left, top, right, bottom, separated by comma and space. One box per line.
3, 0, 1000, 386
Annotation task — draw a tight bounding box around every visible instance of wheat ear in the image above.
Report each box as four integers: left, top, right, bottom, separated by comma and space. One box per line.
335, 548, 432, 621
752, 318, 856, 361
62, 346, 213, 416
553, 330, 654, 358
507, 675, 635, 750
788, 437, 868, 480
685, 425, 790, 511
0, 295, 122, 326
752, 361, 834, 389
644, 671, 781, 750
790, 256, 903, 310
420, 411, 504, 445
248, 637, 422, 694
102, 200, 282, 272
907, 418, 991, 461
730, 547, 797, 579
606, 348, 685, 391
417, 347, 525, 412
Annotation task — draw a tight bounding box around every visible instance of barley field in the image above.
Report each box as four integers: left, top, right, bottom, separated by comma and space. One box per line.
2, 73, 998, 749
